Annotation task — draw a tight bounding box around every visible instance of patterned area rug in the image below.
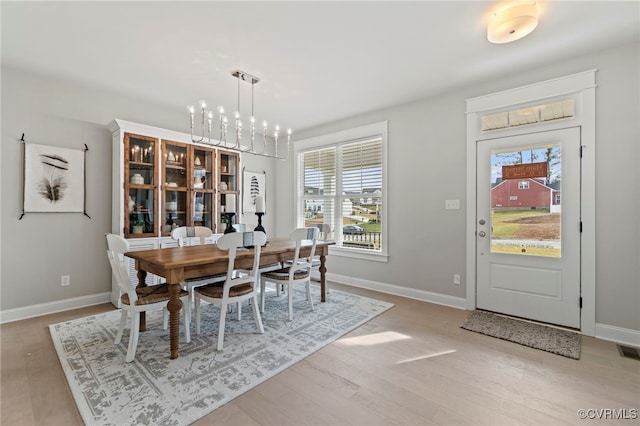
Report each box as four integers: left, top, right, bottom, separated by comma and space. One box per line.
461, 310, 581, 359
50, 287, 393, 425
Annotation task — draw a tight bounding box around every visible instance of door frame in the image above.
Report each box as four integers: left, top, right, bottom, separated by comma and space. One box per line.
465, 70, 597, 336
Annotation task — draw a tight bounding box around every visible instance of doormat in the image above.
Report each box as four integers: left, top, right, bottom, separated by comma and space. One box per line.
461, 310, 581, 359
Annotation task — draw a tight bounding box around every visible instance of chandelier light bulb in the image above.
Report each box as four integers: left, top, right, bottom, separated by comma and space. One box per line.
200, 100, 207, 109
188, 105, 195, 114
218, 106, 224, 114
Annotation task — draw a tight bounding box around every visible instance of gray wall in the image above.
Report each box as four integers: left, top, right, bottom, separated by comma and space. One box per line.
0, 67, 276, 311
278, 43, 640, 332
2, 43, 638, 332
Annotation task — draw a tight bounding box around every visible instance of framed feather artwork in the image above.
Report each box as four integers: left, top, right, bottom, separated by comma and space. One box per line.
22, 141, 88, 216
242, 168, 266, 214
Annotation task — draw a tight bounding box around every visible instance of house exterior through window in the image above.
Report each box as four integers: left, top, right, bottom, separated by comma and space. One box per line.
295, 121, 388, 261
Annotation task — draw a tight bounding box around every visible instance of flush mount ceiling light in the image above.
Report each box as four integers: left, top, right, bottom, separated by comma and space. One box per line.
488, 2, 539, 44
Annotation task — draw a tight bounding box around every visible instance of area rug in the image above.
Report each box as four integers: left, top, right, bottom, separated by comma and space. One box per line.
460, 310, 581, 359
49, 287, 393, 425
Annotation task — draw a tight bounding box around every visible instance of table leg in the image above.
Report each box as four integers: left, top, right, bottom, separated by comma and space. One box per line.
167, 283, 183, 359
136, 269, 147, 332
319, 254, 327, 302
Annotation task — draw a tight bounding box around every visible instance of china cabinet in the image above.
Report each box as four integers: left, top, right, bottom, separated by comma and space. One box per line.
108, 119, 240, 307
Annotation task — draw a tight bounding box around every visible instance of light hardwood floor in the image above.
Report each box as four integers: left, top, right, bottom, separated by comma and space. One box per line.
1, 283, 638, 425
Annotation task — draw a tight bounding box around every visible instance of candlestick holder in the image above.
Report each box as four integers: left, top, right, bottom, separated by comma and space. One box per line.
221, 212, 236, 234
254, 212, 265, 234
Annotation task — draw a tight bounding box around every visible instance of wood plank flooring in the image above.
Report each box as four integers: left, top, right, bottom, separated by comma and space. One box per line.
1, 283, 638, 425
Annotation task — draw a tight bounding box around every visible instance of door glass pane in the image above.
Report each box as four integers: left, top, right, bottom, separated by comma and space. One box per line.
490, 143, 561, 258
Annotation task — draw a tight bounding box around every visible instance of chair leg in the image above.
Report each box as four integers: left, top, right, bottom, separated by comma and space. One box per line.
307, 280, 315, 311
163, 307, 169, 330
237, 301, 242, 321
115, 309, 127, 344
126, 312, 140, 362
260, 277, 266, 313
252, 295, 264, 334
182, 296, 191, 343
195, 295, 202, 335
217, 303, 227, 351
288, 284, 293, 321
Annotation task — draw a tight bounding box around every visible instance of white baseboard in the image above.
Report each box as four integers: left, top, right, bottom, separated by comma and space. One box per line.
595, 323, 640, 348
327, 273, 467, 310
326, 273, 640, 347
0, 292, 111, 324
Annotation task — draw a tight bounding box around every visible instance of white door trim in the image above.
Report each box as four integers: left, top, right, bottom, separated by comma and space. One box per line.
465, 70, 597, 336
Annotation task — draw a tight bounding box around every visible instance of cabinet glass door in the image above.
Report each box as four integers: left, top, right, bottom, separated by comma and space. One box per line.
125, 133, 157, 238
192, 147, 215, 230
162, 140, 188, 236
218, 151, 239, 232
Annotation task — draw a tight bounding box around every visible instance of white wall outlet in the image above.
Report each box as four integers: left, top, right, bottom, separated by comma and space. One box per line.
453, 274, 461, 285
61, 275, 70, 287
445, 199, 460, 210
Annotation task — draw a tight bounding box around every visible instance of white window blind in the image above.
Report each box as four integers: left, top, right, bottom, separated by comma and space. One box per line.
300, 138, 383, 252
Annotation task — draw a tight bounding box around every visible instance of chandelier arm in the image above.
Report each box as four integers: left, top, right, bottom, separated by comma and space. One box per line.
188, 69, 291, 159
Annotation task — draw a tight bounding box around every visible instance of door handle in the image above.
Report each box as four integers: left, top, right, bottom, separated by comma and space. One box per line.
478, 231, 486, 237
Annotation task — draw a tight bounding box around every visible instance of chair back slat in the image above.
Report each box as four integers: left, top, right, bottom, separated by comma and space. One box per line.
106, 233, 137, 303
216, 231, 267, 293
289, 227, 318, 278
316, 223, 331, 241
171, 226, 213, 246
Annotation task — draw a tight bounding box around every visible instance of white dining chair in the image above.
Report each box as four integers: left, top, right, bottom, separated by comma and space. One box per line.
260, 227, 318, 320
194, 231, 266, 351
106, 233, 191, 362
170, 226, 226, 309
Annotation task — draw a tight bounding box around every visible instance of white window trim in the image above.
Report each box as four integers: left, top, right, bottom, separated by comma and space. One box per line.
295, 121, 388, 262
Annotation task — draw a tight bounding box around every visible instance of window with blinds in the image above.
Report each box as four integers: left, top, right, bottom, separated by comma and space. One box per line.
300, 138, 383, 252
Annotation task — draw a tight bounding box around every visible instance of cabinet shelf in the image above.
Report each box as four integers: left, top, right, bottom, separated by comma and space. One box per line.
165, 163, 186, 170
129, 161, 154, 168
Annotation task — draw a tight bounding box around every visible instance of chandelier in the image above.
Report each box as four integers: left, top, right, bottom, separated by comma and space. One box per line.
189, 70, 292, 160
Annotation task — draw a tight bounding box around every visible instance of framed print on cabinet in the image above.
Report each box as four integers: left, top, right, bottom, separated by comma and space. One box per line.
242, 168, 266, 214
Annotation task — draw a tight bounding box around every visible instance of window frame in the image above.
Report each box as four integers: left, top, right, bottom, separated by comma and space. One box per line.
294, 121, 388, 262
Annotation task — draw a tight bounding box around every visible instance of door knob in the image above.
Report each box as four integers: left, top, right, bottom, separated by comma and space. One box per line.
478, 231, 486, 237
479, 219, 486, 225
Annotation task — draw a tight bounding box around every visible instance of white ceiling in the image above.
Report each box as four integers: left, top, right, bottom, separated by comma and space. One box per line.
2, 1, 639, 133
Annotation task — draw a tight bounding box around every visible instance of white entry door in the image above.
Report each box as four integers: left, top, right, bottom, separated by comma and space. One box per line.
476, 127, 581, 328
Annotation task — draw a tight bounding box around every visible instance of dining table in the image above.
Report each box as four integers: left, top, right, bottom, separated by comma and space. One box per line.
125, 238, 334, 359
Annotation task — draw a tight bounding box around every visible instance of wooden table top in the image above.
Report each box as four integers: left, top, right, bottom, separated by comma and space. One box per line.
125, 238, 334, 271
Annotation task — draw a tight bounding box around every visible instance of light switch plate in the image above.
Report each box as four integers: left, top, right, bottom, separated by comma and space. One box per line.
445, 199, 460, 210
